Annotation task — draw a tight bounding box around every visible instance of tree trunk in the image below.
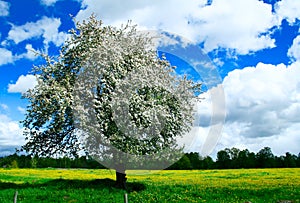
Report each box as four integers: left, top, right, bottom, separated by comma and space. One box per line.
115, 170, 127, 189
114, 153, 127, 189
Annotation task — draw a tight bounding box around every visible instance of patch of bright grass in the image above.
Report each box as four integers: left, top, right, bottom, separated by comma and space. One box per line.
0, 168, 299, 202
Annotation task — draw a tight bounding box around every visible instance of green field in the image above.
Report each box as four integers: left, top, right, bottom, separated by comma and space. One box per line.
0, 168, 299, 202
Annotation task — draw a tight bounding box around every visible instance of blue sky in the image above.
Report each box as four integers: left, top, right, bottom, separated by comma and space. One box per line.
0, 0, 299, 157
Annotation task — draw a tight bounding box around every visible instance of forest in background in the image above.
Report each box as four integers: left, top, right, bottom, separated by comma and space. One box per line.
0, 147, 299, 170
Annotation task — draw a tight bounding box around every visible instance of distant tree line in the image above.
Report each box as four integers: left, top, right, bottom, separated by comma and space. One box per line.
168, 147, 300, 169
0, 154, 104, 169
1, 147, 299, 169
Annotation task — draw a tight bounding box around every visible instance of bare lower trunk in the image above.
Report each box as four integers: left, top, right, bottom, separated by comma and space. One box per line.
114, 153, 127, 189
115, 170, 127, 189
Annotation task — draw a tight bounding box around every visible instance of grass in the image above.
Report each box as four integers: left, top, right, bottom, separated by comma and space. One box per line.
0, 168, 299, 202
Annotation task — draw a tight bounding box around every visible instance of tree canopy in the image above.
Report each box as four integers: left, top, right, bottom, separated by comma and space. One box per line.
21, 16, 200, 187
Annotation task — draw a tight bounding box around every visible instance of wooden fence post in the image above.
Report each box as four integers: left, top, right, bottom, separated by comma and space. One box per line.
124, 193, 128, 203
14, 191, 18, 203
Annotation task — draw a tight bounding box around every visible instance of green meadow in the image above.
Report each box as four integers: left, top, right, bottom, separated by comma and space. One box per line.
0, 168, 299, 202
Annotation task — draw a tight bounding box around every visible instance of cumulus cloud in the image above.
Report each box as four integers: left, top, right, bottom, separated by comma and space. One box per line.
190, 0, 278, 54
0, 0, 9, 16
7, 16, 68, 47
0, 114, 24, 156
193, 61, 300, 156
190, 84, 226, 156
214, 123, 300, 157
224, 62, 300, 137
288, 35, 300, 61
0, 44, 39, 67
76, 0, 279, 54
0, 48, 13, 66
0, 43, 40, 66
275, 0, 300, 24
41, 0, 58, 6
8, 74, 37, 94
17, 44, 39, 61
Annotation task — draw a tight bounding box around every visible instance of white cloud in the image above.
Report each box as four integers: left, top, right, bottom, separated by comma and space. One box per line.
191, 61, 300, 157
0, 17, 68, 66
224, 62, 300, 136
0, 45, 39, 67
203, 62, 300, 156
8, 74, 37, 94
7, 16, 68, 47
275, 0, 300, 24
0, 48, 13, 66
0, 104, 8, 111
17, 44, 39, 61
213, 123, 300, 157
41, 0, 58, 6
76, 0, 279, 54
17, 106, 26, 114
0, 114, 24, 153
191, 0, 278, 54
0, 0, 9, 16
288, 35, 300, 61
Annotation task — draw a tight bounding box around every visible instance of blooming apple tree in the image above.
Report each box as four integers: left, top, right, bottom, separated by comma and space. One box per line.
22, 15, 199, 188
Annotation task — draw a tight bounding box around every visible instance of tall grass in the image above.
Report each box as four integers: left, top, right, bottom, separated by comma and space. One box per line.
0, 168, 299, 202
